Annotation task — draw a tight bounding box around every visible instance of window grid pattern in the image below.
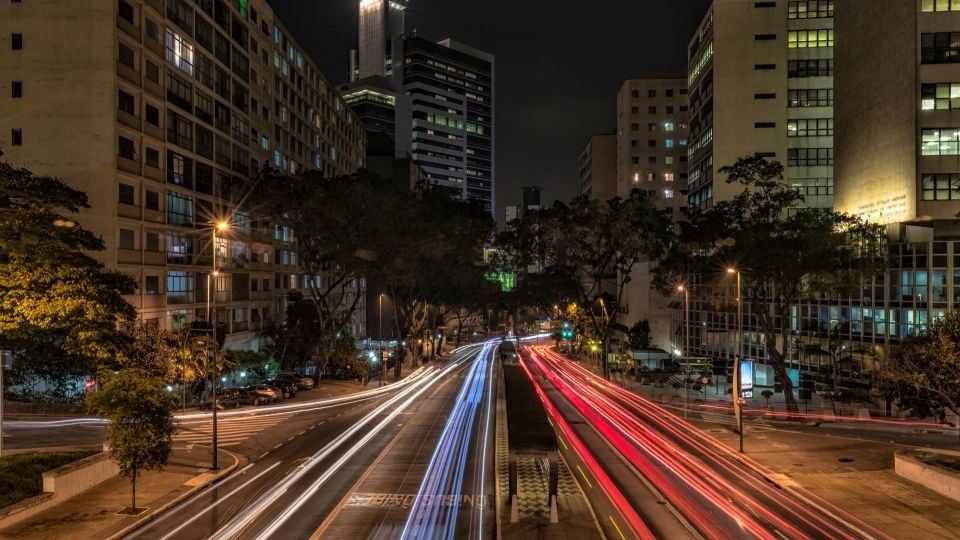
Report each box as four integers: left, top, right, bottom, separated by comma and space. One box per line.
922, 128, 960, 156
922, 174, 960, 200
787, 118, 833, 137
788, 89, 833, 107
788, 148, 833, 166
788, 0, 833, 19
922, 33, 960, 64
788, 30, 834, 48
921, 83, 960, 110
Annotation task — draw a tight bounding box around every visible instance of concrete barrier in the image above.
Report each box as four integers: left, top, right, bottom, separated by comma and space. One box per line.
895, 449, 960, 503
0, 453, 118, 529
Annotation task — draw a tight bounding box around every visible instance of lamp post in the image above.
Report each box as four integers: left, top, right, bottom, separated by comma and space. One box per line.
599, 298, 610, 380
727, 267, 744, 453
379, 293, 384, 388
208, 221, 228, 470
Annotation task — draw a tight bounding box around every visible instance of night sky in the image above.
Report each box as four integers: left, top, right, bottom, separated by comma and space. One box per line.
268, 0, 711, 220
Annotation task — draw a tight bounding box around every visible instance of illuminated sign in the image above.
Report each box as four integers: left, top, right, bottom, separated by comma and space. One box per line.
740, 360, 754, 399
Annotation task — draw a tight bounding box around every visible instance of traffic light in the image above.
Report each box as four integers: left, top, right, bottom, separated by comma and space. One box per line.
799, 372, 814, 400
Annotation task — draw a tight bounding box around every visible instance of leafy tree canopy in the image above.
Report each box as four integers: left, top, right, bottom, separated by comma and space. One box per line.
0, 156, 136, 392
653, 156, 886, 413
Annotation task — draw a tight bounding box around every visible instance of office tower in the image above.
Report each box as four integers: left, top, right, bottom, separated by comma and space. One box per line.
353, 0, 407, 81
687, 0, 834, 210
0, 0, 367, 348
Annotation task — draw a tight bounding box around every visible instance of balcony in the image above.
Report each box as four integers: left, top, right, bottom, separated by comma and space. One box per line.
117, 109, 139, 131
117, 248, 141, 265
117, 202, 140, 219
143, 207, 164, 224
116, 14, 139, 41
117, 154, 140, 176
144, 251, 165, 266
116, 62, 139, 86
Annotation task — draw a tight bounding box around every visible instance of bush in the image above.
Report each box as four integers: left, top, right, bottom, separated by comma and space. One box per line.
0, 451, 96, 508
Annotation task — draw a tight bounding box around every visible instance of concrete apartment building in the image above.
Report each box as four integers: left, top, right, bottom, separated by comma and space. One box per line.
0, 0, 367, 350
679, 0, 838, 367
578, 134, 617, 201
687, 0, 834, 211
612, 79, 689, 351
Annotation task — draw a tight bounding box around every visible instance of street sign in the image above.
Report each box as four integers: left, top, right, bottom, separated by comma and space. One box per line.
740, 360, 754, 399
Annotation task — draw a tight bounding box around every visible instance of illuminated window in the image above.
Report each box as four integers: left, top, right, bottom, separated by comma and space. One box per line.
788, 88, 833, 108
921, 0, 960, 12
664, 122, 675, 132
664, 189, 674, 199
665, 173, 675, 182
787, 118, 833, 137
787, 29, 833, 48
922, 173, 960, 200
921, 83, 960, 110
788, 0, 833, 18
664, 139, 674, 148
165, 29, 194, 75
922, 128, 960, 155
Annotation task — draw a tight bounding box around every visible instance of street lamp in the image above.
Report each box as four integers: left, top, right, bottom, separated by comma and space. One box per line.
207, 220, 229, 469
677, 284, 690, 418
727, 267, 744, 453
599, 298, 610, 380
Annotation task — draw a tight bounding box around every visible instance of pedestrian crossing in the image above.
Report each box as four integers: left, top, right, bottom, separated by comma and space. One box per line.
174, 411, 299, 448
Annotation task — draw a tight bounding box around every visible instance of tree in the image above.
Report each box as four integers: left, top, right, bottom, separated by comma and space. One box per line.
877, 311, 960, 421
497, 189, 672, 377
86, 370, 176, 514
627, 320, 652, 350
0, 156, 136, 398
653, 156, 885, 414
119, 322, 180, 381
247, 169, 387, 381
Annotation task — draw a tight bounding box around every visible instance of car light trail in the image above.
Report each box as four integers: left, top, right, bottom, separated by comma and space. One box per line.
209, 348, 485, 540
400, 342, 494, 540
526, 345, 894, 540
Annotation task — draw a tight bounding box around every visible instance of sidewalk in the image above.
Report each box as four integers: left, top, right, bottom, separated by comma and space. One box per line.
0, 446, 241, 540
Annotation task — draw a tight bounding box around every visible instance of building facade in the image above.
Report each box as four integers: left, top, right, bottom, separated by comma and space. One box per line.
612, 79, 690, 351
0, 0, 367, 349
578, 133, 617, 201
686, 0, 834, 211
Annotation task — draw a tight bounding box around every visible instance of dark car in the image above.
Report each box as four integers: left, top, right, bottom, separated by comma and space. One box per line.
200, 388, 241, 409
266, 378, 297, 399
239, 386, 275, 406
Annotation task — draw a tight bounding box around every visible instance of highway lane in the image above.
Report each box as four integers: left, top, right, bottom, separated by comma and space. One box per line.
126, 344, 488, 540
524, 345, 895, 540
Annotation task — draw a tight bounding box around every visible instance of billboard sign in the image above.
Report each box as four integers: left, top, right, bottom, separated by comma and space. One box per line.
740, 360, 754, 399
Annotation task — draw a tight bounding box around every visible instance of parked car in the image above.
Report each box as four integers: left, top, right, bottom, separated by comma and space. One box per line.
261, 384, 285, 401
282, 373, 314, 390
200, 388, 241, 410
266, 378, 297, 399
239, 386, 275, 406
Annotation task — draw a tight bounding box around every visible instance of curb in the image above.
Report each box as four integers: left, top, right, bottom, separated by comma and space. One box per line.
105, 449, 244, 540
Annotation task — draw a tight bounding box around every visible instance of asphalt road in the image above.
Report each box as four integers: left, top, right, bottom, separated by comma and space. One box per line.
523, 345, 895, 540
315, 342, 497, 539
124, 344, 490, 540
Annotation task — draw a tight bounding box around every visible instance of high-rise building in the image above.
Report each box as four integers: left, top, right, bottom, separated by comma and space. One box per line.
686, 0, 834, 211
612, 80, 690, 351
398, 36, 495, 214
346, 1, 496, 217
353, 0, 407, 81
579, 134, 617, 201
0, 0, 367, 349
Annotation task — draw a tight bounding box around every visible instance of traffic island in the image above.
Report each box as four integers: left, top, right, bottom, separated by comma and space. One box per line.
895, 448, 960, 503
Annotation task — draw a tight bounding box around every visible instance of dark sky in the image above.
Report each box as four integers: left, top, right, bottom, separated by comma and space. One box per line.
268, 0, 711, 219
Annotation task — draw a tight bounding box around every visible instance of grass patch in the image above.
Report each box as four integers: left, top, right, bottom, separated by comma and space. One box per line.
0, 451, 97, 509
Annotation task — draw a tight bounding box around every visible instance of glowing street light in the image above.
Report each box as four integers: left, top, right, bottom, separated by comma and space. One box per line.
207, 220, 230, 469
727, 267, 744, 453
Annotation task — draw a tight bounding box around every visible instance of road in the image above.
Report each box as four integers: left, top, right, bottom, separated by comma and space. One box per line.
316, 341, 498, 540
522, 345, 895, 540
123, 342, 495, 540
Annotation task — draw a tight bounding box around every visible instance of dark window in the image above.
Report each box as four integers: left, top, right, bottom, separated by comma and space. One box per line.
788, 59, 833, 77
145, 232, 161, 252
666, 89, 674, 97
145, 147, 160, 168
666, 106, 674, 113
648, 89, 656, 98
648, 106, 656, 114
119, 183, 136, 205
11, 33, 22, 50
11, 128, 22, 145
922, 33, 960, 64
145, 190, 160, 210
755, 1, 776, 6
648, 139, 656, 148
196, 162, 214, 194
630, 90, 639, 98
215, 31, 231, 66
167, 152, 193, 188
167, 112, 194, 151
118, 0, 134, 23
755, 151, 777, 158
755, 34, 777, 41
754, 63, 776, 70
146, 60, 160, 83
145, 103, 160, 126
196, 18, 214, 52
166, 71, 193, 113
145, 19, 159, 42
196, 125, 214, 159
119, 136, 136, 160
118, 89, 135, 115
166, 0, 193, 34
145, 276, 160, 295
755, 122, 777, 128
11, 80, 22, 98
754, 93, 776, 99
119, 229, 135, 250
788, 148, 833, 166
119, 42, 135, 68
